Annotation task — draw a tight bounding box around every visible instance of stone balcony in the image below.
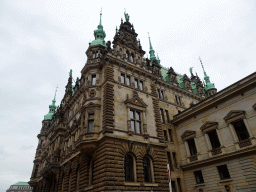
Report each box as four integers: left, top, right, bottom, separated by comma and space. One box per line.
75, 132, 99, 153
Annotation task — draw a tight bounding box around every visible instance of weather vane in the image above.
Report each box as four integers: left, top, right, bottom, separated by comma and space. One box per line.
199, 57, 203, 65
148, 32, 150, 39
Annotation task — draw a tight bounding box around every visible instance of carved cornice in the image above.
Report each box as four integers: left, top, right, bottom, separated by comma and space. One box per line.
223, 110, 245, 124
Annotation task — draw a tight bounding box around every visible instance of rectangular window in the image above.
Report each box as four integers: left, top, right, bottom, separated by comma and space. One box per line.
232, 119, 250, 141
40, 140, 44, 147
157, 89, 161, 98
165, 110, 170, 123
164, 130, 168, 141
34, 165, 39, 177
130, 110, 141, 134
88, 113, 94, 133
167, 152, 173, 171
161, 90, 164, 99
177, 178, 182, 192
160, 108, 165, 124
194, 170, 204, 184
171, 181, 177, 192
208, 130, 221, 149
139, 80, 143, 90
91, 74, 96, 85
121, 73, 125, 84
172, 152, 178, 168
134, 79, 138, 89
126, 76, 130, 86
168, 129, 173, 142
187, 138, 197, 156
175, 95, 181, 105
217, 164, 231, 180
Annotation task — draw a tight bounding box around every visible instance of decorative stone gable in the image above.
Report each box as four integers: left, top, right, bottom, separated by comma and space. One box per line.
223, 110, 246, 124
124, 91, 148, 109
200, 121, 218, 133
181, 130, 196, 141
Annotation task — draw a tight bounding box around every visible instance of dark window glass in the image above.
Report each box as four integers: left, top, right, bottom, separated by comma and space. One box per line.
34, 165, 39, 177
217, 164, 230, 180
125, 154, 134, 182
171, 181, 177, 192
194, 170, 204, 184
233, 119, 250, 141
91, 74, 96, 85
130, 54, 134, 63
164, 130, 168, 141
208, 130, 221, 149
157, 89, 161, 98
90, 160, 94, 185
175, 95, 181, 105
167, 152, 173, 171
177, 178, 182, 192
88, 113, 94, 133
187, 138, 197, 156
143, 157, 152, 183
160, 109, 165, 123
165, 110, 170, 123
139, 80, 143, 90
126, 76, 130, 85
168, 129, 173, 142
172, 152, 178, 168
121, 73, 125, 84
161, 90, 164, 99
130, 110, 141, 134
134, 79, 138, 89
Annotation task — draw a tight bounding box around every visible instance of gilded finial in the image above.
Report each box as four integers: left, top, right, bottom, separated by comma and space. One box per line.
148, 32, 150, 39
54, 85, 58, 101
100, 8, 102, 25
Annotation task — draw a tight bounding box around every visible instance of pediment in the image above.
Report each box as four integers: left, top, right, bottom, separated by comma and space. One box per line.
84, 102, 101, 109
253, 103, 256, 110
224, 110, 245, 123
181, 130, 196, 140
200, 121, 218, 133
124, 92, 147, 108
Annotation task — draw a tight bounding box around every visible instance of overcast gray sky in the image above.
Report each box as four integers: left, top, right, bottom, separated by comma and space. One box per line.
1, 0, 256, 190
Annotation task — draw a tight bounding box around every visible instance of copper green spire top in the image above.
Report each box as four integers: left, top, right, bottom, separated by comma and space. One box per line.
148, 32, 156, 60
89, 9, 106, 47
124, 9, 129, 22
44, 86, 58, 120
69, 69, 72, 77
199, 57, 215, 91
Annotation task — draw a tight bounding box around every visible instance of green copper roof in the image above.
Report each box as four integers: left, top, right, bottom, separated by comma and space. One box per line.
89, 10, 107, 47
161, 67, 170, 82
44, 86, 58, 120
12, 182, 29, 186
148, 36, 157, 61
199, 57, 215, 91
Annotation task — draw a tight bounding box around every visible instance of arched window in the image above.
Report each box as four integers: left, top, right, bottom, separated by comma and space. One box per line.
143, 156, 152, 183
124, 154, 134, 182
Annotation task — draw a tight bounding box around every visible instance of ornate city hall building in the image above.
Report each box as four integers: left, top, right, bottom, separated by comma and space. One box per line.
29, 11, 256, 192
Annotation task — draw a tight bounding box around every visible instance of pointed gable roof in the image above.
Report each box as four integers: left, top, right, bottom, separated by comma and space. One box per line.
223, 110, 245, 123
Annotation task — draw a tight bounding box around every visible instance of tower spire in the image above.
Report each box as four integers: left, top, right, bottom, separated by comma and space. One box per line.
89, 9, 106, 47
148, 32, 156, 60
44, 86, 58, 120
199, 57, 216, 94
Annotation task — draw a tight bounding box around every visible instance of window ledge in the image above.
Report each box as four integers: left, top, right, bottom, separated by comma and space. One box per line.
124, 182, 140, 186
195, 183, 205, 187
218, 178, 233, 183
124, 182, 158, 187
84, 185, 93, 191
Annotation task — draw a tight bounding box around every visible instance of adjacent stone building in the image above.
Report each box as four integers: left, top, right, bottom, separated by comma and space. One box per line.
6, 182, 33, 192
28, 11, 255, 192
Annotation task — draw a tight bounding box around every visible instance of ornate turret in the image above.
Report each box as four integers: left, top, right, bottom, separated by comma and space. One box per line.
89, 9, 107, 47
149, 35, 157, 61
199, 57, 217, 96
65, 69, 73, 100
44, 86, 58, 120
